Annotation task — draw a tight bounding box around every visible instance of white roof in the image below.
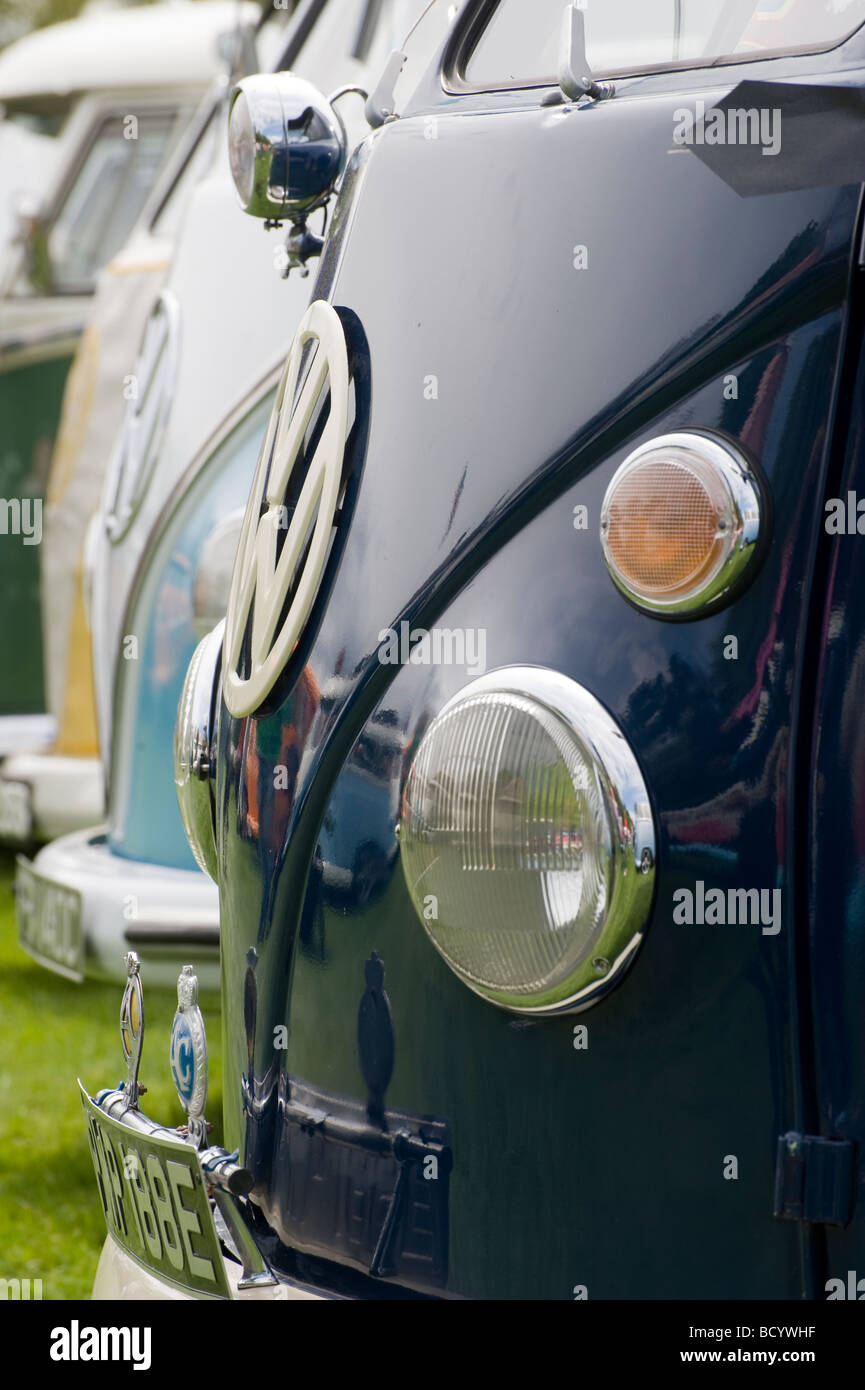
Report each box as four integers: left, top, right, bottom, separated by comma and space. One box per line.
0, 1, 260, 101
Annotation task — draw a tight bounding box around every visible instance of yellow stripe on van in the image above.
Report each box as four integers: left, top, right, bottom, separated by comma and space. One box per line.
105, 258, 170, 275
55, 563, 99, 758
47, 322, 101, 508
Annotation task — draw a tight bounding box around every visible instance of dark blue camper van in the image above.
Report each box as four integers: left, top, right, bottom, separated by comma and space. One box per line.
84, 0, 865, 1302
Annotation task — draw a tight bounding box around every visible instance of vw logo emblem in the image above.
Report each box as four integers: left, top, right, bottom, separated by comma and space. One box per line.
223, 299, 349, 717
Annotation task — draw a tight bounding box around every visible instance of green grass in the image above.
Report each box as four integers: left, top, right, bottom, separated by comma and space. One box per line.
0, 850, 222, 1299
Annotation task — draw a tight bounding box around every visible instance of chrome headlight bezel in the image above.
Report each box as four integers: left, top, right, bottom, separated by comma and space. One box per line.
399, 666, 657, 1015
174, 621, 223, 881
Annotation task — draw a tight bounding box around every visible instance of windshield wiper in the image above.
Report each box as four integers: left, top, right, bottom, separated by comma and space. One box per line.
558, 2, 615, 103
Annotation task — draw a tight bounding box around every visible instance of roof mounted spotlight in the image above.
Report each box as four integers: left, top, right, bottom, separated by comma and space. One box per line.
227, 73, 351, 276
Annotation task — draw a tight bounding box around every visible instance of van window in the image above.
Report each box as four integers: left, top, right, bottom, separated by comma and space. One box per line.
48, 109, 182, 293
464, 0, 865, 86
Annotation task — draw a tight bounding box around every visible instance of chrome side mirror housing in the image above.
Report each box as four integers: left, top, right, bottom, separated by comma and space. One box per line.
228, 73, 347, 222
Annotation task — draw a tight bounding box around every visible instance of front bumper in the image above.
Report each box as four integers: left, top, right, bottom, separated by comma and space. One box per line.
0, 713, 56, 758
92, 1234, 331, 1301
0, 752, 103, 845
16, 827, 219, 988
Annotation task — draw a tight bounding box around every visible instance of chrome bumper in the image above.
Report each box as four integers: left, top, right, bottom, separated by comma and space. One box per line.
0, 751, 102, 845
92, 1234, 332, 1301
17, 827, 219, 988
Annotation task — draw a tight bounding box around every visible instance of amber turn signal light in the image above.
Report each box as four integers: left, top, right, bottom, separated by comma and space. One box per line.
600, 432, 762, 615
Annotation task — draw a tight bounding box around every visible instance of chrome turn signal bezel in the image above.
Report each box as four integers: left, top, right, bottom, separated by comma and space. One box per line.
600, 431, 764, 617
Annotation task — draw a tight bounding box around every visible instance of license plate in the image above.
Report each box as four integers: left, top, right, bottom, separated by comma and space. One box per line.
80, 1084, 230, 1299
281, 1079, 451, 1290
0, 779, 31, 841
16, 856, 83, 980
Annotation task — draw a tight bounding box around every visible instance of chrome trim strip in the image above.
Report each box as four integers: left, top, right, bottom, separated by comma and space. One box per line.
123, 925, 220, 947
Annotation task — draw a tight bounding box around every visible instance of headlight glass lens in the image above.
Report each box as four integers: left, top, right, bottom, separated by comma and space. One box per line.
605, 453, 728, 597
400, 671, 655, 1012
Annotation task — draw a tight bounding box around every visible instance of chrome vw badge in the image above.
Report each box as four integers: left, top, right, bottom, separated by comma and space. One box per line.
119, 951, 144, 1110
223, 299, 350, 717
170, 964, 209, 1148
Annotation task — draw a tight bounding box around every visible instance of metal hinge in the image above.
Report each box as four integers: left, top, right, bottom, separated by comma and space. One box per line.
773, 1131, 856, 1228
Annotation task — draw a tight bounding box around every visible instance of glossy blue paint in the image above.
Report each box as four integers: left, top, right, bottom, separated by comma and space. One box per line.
807, 274, 865, 1284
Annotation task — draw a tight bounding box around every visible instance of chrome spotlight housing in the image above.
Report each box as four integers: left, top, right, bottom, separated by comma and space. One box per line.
228, 73, 346, 221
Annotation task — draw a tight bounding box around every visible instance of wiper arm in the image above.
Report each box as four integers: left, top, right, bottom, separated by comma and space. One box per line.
558, 2, 615, 104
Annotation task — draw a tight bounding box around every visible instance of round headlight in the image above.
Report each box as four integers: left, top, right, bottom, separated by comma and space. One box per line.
600, 432, 763, 616
174, 622, 223, 881
399, 668, 655, 1014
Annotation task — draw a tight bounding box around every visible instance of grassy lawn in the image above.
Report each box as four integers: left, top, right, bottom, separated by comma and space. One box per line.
0, 849, 222, 1299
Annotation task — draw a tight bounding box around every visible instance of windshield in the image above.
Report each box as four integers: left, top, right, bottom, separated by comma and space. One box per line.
464, 0, 865, 85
